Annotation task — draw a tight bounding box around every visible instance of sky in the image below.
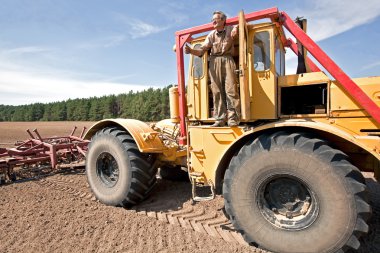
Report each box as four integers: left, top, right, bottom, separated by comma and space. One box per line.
0, 0, 379, 105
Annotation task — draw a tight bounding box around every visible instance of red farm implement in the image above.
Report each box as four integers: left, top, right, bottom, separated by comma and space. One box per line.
0, 126, 89, 184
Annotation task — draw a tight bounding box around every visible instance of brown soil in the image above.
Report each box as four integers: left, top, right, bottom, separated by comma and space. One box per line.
0, 122, 379, 253
0, 121, 94, 148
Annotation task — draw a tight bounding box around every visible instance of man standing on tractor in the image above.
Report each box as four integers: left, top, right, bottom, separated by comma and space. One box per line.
185, 11, 240, 127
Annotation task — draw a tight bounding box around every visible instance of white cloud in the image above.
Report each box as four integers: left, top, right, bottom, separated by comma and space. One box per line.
291, 0, 380, 41
116, 14, 169, 39
157, 2, 189, 24
1, 46, 53, 56
361, 61, 380, 71
102, 74, 137, 83
77, 35, 127, 49
0, 42, 158, 106
284, 0, 380, 75
0, 69, 156, 105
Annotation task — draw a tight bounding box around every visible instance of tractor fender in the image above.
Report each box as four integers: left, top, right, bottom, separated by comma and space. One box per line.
84, 119, 166, 153
215, 119, 379, 191
252, 119, 380, 158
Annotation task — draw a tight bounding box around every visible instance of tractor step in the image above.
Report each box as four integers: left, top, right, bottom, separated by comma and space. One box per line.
190, 172, 215, 201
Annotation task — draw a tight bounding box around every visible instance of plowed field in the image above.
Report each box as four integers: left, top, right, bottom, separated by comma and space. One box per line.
0, 122, 379, 253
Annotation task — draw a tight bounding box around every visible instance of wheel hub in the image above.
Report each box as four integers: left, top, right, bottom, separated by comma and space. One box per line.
265, 178, 310, 218
258, 175, 319, 230
96, 152, 119, 187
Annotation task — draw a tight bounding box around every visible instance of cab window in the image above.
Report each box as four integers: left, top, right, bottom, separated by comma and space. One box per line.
253, 31, 270, 71
193, 44, 203, 79
275, 36, 285, 76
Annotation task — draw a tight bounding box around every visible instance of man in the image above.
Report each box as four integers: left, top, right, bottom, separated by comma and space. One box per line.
185, 11, 240, 127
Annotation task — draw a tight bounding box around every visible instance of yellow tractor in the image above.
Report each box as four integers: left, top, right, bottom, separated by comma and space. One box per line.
84, 7, 379, 253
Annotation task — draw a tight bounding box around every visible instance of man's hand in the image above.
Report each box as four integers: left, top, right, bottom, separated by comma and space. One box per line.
231, 26, 238, 39
184, 44, 191, 54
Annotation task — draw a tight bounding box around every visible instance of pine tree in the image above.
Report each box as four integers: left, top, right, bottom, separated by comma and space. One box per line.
0, 85, 172, 122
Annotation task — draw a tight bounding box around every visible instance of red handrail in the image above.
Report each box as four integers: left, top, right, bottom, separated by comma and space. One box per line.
174, 7, 380, 144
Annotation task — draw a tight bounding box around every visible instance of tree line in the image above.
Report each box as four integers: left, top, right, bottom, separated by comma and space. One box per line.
0, 86, 172, 122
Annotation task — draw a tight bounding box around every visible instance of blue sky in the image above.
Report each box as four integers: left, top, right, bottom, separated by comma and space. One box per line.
0, 0, 379, 105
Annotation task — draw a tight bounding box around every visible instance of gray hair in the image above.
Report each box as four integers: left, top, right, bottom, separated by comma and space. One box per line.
213, 11, 227, 21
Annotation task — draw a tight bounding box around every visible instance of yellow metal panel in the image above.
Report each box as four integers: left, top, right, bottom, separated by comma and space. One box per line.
278, 72, 330, 87
189, 126, 245, 184
251, 71, 276, 119
330, 76, 380, 114
248, 26, 277, 119
84, 119, 166, 153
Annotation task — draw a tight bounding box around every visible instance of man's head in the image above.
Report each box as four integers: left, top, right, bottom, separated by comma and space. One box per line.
212, 11, 227, 31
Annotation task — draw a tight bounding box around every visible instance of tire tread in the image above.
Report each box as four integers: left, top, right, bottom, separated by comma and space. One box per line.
223, 131, 371, 253
87, 126, 157, 207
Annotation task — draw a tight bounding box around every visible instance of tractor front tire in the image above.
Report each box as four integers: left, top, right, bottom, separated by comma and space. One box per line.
223, 132, 371, 253
86, 127, 157, 207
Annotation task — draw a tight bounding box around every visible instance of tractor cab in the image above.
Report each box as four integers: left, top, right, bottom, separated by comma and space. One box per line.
185, 12, 342, 127
186, 13, 285, 123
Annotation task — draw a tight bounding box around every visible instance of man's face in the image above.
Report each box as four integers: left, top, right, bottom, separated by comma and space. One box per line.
212, 14, 224, 30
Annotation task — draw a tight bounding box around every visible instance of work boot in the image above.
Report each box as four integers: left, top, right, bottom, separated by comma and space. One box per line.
210, 121, 226, 127
228, 119, 239, 127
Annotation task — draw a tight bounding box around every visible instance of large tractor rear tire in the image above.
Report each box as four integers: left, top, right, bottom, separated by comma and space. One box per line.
86, 127, 157, 207
223, 132, 371, 253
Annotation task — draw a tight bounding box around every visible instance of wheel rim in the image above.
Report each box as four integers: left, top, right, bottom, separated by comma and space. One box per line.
257, 175, 319, 230
96, 152, 119, 187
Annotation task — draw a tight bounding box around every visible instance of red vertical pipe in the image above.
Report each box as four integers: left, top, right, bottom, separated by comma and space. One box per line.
175, 34, 190, 145
49, 145, 57, 169
281, 11, 380, 125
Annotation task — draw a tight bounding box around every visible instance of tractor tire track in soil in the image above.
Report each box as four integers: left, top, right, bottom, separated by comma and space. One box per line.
33, 170, 380, 253
1, 171, 258, 253
36, 169, 268, 252
1, 169, 379, 252
37, 172, 94, 201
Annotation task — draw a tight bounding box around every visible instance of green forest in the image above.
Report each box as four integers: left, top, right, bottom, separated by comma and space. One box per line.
0, 86, 172, 122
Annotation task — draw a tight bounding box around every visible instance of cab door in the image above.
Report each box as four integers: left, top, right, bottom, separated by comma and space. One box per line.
187, 42, 209, 121
238, 10, 251, 121
250, 25, 277, 119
